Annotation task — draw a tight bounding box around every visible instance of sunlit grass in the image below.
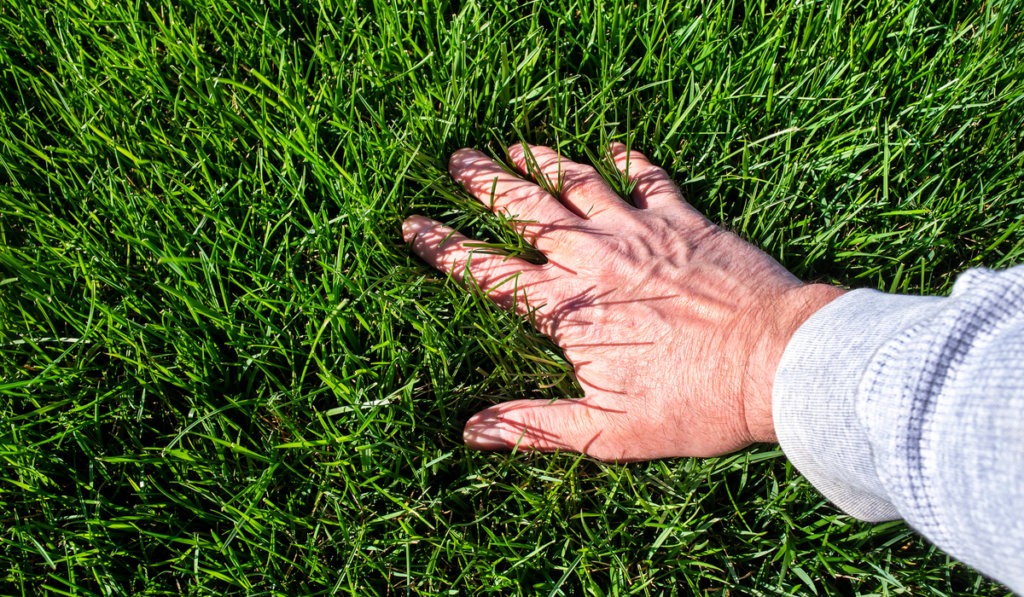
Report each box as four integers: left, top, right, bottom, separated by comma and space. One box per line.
1, 0, 1021, 593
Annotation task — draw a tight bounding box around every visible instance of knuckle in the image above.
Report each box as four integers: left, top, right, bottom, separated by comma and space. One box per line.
634, 166, 670, 190
566, 173, 607, 198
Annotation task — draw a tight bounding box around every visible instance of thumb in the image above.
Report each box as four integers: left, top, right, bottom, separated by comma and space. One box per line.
463, 398, 627, 461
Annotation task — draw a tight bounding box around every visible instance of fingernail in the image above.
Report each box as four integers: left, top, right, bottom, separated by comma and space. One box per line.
401, 216, 427, 243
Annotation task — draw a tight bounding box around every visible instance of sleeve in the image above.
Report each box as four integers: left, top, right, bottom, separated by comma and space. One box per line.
773, 265, 1024, 593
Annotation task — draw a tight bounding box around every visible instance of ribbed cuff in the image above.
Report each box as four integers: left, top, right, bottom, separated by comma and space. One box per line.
772, 288, 942, 522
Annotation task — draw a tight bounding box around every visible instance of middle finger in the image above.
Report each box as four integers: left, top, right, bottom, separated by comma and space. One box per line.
508, 144, 633, 219
449, 148, 584, 254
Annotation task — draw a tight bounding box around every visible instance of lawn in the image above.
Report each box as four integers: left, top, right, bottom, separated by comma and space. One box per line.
1, 0, 1022, 594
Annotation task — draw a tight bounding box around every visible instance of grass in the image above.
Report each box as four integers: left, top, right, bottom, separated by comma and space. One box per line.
1, 0, 1022, 594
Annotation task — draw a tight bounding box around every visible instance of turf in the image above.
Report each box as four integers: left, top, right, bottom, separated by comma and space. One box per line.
1, 0, 1022, 594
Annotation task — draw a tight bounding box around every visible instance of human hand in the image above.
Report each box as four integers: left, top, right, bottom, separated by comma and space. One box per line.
403, 144, 843, 460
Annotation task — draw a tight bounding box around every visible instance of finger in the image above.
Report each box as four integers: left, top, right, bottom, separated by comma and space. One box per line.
609, 143, 708, 223
508, 144, 631, 219
403, 215, 549, 314
449, 148, 583, 253
463, 398, 634, 462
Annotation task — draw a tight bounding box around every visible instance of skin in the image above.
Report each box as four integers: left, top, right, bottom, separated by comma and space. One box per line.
403, 143, 844, 461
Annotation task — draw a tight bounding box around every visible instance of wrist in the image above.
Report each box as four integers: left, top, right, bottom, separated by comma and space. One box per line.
743, 283, 846, 443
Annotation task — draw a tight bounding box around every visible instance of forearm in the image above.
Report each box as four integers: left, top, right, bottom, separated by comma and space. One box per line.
773, 266, 1024, 592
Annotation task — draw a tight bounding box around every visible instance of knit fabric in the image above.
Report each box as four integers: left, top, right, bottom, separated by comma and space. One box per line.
774, 266, 1024, 592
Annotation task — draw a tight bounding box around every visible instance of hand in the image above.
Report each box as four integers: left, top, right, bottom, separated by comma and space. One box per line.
403, 144, 843, 460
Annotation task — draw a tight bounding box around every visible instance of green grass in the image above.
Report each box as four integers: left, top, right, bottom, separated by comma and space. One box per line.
1, 0, 1022, 594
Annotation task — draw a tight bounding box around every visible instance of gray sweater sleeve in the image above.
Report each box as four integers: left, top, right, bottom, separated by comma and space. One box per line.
773, 266, 1024, 592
